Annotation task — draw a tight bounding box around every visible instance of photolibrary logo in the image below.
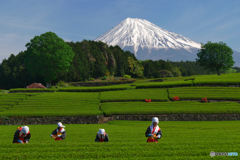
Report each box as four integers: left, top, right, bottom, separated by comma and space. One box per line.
210, 151, 238, 157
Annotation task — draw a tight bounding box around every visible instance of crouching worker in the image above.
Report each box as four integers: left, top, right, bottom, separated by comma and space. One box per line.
13, 126, 31, 143
95, 129, 109, 142
51, 122, 66, 141
145, 117, 162, 143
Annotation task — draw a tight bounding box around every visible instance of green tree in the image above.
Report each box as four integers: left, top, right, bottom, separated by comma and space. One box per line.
196, 41, 235, 76
172, 67, 181, 77
128, 57, 144, 77
25, 32, 75, 87
159, 70, 172, 78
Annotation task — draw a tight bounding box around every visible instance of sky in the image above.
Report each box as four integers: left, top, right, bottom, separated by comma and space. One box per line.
1, 0, 240, 62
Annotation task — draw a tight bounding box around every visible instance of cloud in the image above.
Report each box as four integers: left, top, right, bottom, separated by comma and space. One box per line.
63, 39, 72, 42
215, 21, 240, 31
190, 8, 240, 32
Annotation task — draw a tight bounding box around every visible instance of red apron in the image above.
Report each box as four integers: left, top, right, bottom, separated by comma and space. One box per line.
98, 133, 106, 142
55, 128, 63, 141
147, 126, 160, 143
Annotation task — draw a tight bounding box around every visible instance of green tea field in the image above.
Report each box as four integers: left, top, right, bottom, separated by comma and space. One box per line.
0, 121, 239, 159
0, 92, 102, 116
1, 73, 240, 159
101, 101, 240, 116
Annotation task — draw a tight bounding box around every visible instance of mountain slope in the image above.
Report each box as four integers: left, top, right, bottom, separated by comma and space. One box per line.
95, 18, 240, 67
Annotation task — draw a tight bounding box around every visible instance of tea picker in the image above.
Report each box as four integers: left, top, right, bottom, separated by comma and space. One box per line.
51, 122, 66, 140
95, 129, 109, 142
145, 117, 162, 143
13, 126, 31, 143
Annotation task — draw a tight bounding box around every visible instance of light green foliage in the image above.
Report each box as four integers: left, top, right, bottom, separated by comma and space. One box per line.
56, 81, 68, 87
196, 41, 235, 75
0, 92, 102, 116
101, 101, 240, 116
159, 69, 172, 78
100, 89, 169, 102
124, 74, 131, 78
25, 32, 75, 83
128, 57, 144, 77
169, 87, 240, 100
0, 121, 239, 159
101, 76, 107, 80
224, 68, 237, 74
172, 67, 181, 77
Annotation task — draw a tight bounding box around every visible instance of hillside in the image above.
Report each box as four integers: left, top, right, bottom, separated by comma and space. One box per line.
95, 18, 240, 67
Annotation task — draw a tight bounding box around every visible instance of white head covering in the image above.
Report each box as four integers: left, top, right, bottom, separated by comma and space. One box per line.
57, 122, 65, 128
152, 117, 159, 124
98, 129, 105, 135
21, 126, 29, 134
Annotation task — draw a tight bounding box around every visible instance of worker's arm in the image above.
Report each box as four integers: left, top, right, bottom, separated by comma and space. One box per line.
60, 131, 66, 139
156, 129, 162, 139
51, 135, 57, 138
145, 126, 152, 137
95, 134, 100, 142
51, 129, 57, 138
13, 130, 20, 143
24, 133, 31, 143
104, 133, 109, 142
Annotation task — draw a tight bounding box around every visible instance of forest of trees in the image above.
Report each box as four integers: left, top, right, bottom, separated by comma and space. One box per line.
0, 40, 142, 89
0, 40, 239, 89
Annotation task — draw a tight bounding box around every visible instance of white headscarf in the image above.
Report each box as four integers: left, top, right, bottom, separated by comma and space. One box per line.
152, 117, 159, 124
57, 122, 65, 128
150, 117, 159, 134
21, 126, 29, 134
97, 129, 105, 139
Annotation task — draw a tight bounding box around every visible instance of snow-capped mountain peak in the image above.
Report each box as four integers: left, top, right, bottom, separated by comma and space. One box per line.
95, 18, 201, 55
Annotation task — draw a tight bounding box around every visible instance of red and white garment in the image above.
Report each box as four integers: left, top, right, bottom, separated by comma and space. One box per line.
55, 128, 65, 141
150, 124, 160, 135
97, 133, 106, 142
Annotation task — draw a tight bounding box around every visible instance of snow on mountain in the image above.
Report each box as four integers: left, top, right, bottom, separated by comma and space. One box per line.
95, 18, 200, 57
94, 18, 240, 67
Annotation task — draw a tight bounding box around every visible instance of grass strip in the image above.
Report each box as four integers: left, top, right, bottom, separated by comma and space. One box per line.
168, 87, 240, 100
136, 81, 193, 89
59, 84, 135, 92
100, 89, 169, 102
9, 88, 57, 93
101, 101, 240, 116
194, 73, 240, 85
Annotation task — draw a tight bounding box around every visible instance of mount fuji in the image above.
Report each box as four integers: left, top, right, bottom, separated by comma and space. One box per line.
95, 18, 240, 67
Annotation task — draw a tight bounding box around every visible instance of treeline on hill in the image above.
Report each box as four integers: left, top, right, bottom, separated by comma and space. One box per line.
170, 61, 240, 76
0, 40, 239, 89
60, 40, 141, 82
0, 40, 142, 89
170, 61, 215, 76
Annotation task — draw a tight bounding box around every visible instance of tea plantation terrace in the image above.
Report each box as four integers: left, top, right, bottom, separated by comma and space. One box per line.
1, 85, 240, 120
